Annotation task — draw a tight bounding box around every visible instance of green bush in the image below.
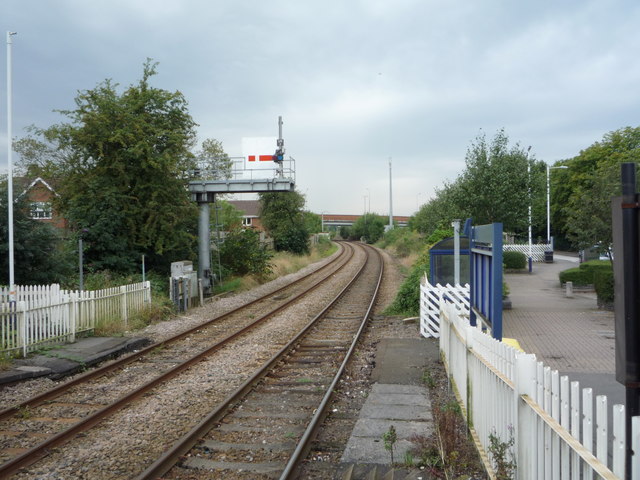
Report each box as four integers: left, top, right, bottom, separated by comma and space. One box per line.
503, 251, 527, 270
219, 228, 273, 277
594, 269, 614, 305
558, 260, 612, 286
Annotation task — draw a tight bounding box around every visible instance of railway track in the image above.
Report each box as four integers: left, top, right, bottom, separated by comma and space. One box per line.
136, 243, 383, 479
0, 242, 364, 478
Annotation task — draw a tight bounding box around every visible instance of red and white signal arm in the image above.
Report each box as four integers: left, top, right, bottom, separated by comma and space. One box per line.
242, 137, 278, 170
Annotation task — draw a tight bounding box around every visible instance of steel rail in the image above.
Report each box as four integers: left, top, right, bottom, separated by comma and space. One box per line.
135, 242, 381, 480
0, 242, 349, 423
0, 242, 355, 478
279, 244, 384, 479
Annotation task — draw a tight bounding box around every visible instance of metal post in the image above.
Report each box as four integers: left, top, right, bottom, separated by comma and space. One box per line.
546, 164, 551, 244
452, 219, 460, 286
615, 163, 640, 479
6, 32, 17, 301
527, 146, 532, 272
388, 157, 393, 229
142, 254, 146, 284
198, 201, 211, 294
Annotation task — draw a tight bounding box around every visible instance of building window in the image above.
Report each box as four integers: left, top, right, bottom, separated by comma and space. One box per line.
30, 202, 53, 219
242, 217, 252, 227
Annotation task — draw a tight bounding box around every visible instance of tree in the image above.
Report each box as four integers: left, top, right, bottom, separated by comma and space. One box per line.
352, 213, 386, 243
259, 190, 309, 254
408, 129, 546, 240
195, 138, 233, 179
459, 129, 543, 234
34, 60, 199, 273
0, 178, 74, 285
218, 227, 272, 278
303, 211, 322, 234
559, 126, 640, 252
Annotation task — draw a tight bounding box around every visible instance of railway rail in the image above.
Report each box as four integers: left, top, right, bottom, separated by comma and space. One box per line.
136, 243, 383, 479
0, 242, 366, 478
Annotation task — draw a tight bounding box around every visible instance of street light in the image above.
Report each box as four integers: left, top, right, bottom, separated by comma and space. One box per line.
546, 165, 569, 246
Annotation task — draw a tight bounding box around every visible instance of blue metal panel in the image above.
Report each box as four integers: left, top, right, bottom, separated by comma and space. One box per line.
469, 221, 503, 340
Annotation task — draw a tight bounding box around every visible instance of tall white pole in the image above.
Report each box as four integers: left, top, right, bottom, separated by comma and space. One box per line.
6, 31, 16, 300
388, 157, 393, 229
527, 146, 532, 272
546, 164, 551, 245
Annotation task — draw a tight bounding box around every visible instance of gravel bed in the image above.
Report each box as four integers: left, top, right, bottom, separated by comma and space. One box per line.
0, 247, 343, 410
11, 245, 367, 479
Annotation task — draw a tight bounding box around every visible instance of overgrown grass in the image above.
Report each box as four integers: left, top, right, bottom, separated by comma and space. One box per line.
93, 299, 174, 336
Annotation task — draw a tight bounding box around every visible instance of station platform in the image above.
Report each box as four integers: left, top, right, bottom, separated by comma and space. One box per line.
0, 336, 150, 384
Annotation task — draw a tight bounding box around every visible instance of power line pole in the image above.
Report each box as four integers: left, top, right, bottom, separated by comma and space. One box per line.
388, 157, 393, 230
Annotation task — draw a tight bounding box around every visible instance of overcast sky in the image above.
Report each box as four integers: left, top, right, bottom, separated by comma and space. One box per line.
1, 1, 639, 216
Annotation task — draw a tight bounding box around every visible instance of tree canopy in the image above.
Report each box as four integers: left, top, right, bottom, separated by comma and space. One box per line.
410, 129, 546, 239
555, 126, 640, 252
23, 60, 200, 273
259, 190, 309, 254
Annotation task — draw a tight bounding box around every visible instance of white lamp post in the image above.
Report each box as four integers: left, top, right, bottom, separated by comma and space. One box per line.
546, 165, 569, 246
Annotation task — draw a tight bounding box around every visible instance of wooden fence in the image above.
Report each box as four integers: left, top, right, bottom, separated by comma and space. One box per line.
504, 243, 552, 262
1, 282, 151, 357
439, 300, 639, 479
419, 275, 469, 338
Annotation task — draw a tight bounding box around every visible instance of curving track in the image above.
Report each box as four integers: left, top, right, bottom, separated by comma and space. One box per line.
137, 243, 383, 479
1, 243, 363, 479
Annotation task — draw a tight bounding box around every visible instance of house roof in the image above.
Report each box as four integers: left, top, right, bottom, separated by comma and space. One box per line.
17, 177, 60, 199
228, 199, 261, 217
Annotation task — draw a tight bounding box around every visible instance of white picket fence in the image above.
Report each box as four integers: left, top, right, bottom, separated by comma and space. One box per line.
504, 243, 552, 262
419, 275, 469, 338
1, 282, 151, 357
439, 300, 638, 479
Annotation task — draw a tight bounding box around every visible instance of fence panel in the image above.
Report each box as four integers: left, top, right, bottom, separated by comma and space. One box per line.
437, 296, 635, 479
503, 243, 551, 262
420, 277, 469, 338
1, 281, 151, 356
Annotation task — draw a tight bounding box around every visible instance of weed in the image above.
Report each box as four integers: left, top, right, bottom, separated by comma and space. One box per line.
382, 425, 397, 464
422, 369, 436, 389
488, 427, 516, 480
403, 451, 415, 467
17, 406, 31, 419
284, 432, 296, 439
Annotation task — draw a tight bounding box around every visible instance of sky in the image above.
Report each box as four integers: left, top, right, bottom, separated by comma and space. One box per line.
1, 0, 639, 217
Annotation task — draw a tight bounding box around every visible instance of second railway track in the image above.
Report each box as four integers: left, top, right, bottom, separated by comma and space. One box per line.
138, 243, 383, 479
0, 242, 384, 479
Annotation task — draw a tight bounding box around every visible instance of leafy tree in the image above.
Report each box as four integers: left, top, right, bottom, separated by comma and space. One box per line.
303, 211, 322, 234
259, 190, 309, 254
459, 129, 544, 234
352, 213, 386, 243
211, 200, 243, 232
558, 126, 640, 252
408, 129, 546, 240
218, 227, 272, 277
0, 178, 74, 285
13, 125, 68, 180
32, 60, 199, 273
195, 138, 233, 179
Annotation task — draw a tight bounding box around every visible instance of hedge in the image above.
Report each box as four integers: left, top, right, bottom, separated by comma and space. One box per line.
558, 259, 612, 287
594, 269, 614, 306
503, 250, 527, 270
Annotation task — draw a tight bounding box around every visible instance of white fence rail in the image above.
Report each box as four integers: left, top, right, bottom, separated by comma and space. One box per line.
438, 300, 638, 479
504, 243, 552, 262
1, 282, 151, 357
420, 275, 469, 338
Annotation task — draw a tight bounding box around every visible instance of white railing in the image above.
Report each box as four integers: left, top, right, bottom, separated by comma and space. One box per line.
439, 300, 638, 479
504, 243, 552, 262
1, 282, 151, 357
419, 275, 469, 338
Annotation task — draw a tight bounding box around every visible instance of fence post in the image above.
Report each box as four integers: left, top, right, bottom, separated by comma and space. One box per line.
121, 285, 128, 325
515, 353, 537, 480
69, 292, 77, 343
17, 301, 26, 357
